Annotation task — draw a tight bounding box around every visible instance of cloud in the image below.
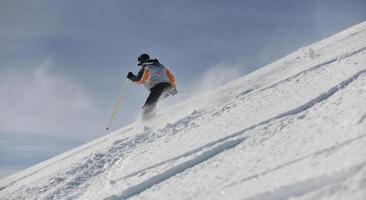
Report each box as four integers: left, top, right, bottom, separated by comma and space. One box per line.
0, 59, 102, 140
0, 130, 81, 179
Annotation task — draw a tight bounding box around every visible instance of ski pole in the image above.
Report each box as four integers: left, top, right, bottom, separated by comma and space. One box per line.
105, 78, 129, 133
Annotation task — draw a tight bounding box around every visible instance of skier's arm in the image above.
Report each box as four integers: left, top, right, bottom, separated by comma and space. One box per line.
128, 68, 149, 84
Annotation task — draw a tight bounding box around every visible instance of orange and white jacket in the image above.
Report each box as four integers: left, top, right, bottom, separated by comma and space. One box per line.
130, 59, 176, 90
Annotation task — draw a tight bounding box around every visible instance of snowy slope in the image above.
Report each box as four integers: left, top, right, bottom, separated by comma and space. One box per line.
1, 21, 366, 200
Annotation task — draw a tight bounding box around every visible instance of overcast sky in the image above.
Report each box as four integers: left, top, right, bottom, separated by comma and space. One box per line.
1, 0, 365, 179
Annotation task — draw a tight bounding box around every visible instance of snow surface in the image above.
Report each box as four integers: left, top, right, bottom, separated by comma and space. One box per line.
1, 21, 366, 200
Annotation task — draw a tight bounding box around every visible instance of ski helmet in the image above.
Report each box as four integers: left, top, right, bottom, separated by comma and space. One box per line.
138, 53, 150, 65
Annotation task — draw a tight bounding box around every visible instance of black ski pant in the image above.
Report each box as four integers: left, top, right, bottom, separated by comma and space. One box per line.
142, 82, 172, 120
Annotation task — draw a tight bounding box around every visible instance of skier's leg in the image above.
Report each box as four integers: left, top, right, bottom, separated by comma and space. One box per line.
142, 88, 162, 121
142, 83, 172, 121
142, 98, 157, 121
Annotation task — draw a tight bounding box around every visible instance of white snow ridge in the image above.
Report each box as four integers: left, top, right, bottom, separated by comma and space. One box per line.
1, 21, 366, 200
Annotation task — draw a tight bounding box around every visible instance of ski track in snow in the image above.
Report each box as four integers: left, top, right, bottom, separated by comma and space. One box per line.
107, 138, 246, 200
224, 134, 366, 189
1, 22, 366, 200
242, 163, 366, 200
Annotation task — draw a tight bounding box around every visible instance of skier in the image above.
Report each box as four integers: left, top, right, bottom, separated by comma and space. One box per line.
127, 53, 177, 121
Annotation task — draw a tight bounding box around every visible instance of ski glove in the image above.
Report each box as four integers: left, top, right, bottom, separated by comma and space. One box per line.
127, 72, 134, 80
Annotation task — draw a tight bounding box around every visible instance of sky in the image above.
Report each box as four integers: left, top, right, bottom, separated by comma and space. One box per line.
0, 0, 365, 179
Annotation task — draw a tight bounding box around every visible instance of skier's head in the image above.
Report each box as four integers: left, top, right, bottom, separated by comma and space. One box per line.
138, 53, 150, 66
